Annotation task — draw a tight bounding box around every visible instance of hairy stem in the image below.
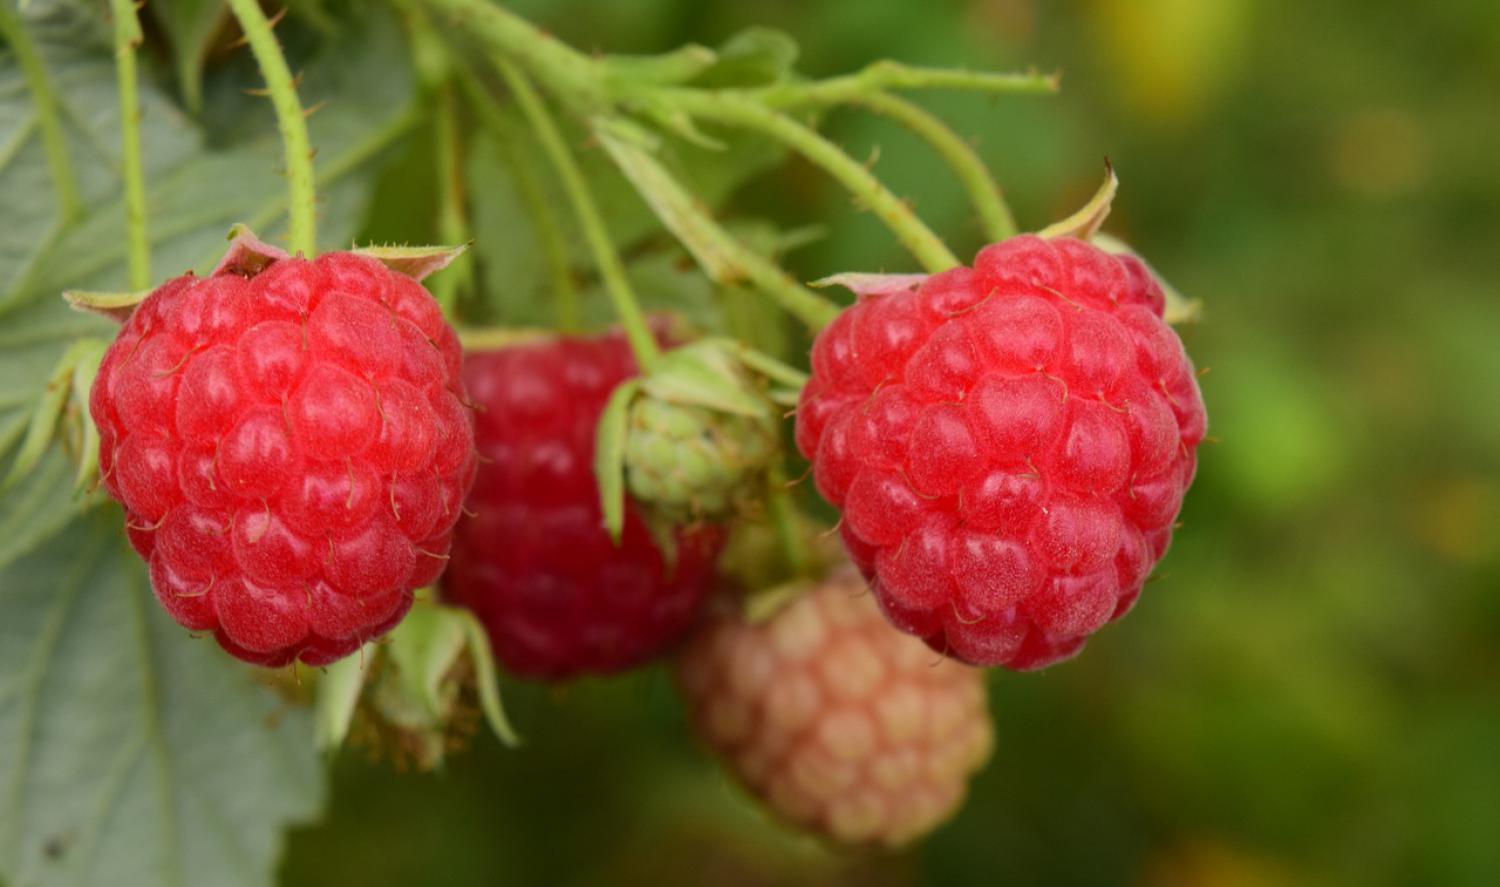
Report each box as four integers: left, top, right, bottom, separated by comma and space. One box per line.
421, 0, 606, 108
857, 92, 1015, 241
430, 84, 473, 315
109, 0, 150, 289
596, 125, 839, 331
0, 3, 82, 221
666, 91, 960, 272
226, 0, 317, 256
497, 62, 659, 368
757, 61, 1059, 107
460, 78, 582, 331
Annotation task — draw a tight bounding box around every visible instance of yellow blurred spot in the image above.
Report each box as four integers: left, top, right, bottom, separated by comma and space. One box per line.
1089, 0, 1252, 125
1139, 837, 1309, 887
1412, 476, 1498, 564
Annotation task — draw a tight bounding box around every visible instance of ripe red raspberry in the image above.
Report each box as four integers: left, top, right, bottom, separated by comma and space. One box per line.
443, 331, 724, 681
90, 252, 476, 667
796, 236, 1206, 670
676, 568, 993, 848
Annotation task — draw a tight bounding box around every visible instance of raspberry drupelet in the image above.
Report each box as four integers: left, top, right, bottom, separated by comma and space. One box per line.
796, 236, 1206, 670
444, 331, 724, 681
91, 251, 476, 667
676, 568, 993, 847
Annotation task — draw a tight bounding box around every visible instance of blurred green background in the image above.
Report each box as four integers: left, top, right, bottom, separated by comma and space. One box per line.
267, 1, 1500, 885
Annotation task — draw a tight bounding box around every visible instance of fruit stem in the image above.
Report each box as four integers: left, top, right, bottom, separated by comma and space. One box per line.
459, 77, 582, 332
0, 3, 82, 222
497, 61, 660, 369
421, 0, 607, 110
766, 463, 811, 578
109, 0, 150, 290
754, 61, 1060, 107
226, 0, 318, 257
665, 90, 961, 273
853, 92, 1016, 241
431, 85, 475, 316
595, 125, 841, 332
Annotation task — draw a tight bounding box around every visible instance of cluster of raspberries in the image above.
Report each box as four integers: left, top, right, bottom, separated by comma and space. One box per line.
90, 232, 1202, 848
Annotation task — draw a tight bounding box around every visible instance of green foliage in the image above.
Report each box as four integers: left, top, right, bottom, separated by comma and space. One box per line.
0, 513, 323, 887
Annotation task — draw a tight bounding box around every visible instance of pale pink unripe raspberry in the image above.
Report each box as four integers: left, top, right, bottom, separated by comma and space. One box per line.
675, 569, 994, 848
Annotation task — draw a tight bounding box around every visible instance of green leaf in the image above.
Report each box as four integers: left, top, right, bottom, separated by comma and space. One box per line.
689, 27, 800, 88
594, 379, 639, 544
143, 0, 226, 112
467, 102, 784, 326
0, 513, 324, 887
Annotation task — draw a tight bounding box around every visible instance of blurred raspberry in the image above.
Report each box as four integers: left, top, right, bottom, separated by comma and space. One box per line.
676, 568, 993, 848
444, 331, 724, 680
91, 251, 475, 667
796, 235, 1206, 670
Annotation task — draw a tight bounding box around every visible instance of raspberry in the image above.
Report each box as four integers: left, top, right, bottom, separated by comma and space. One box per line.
91, 251, 475, 667
796, 235, 1206, 670
676, 568, 993, 848
443, 332, 724, 681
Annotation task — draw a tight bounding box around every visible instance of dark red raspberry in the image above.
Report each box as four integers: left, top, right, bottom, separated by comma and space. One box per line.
443, 332, 724, 681
91, 252, 476, 667
796, 236, 1206, 670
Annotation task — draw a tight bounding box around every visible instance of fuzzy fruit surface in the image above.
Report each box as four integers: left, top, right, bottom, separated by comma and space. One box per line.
91, 253, 476, 667
676, 568, 993, 848
624, 397, 778, 520
444, 332, 724, 680
796, 235, 1207, 670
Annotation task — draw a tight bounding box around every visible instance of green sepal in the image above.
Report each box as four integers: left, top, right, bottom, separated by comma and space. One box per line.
313, 645, 373, 753
640, 340, 771, 418
456, 607, 521, 747
632, 97, 727, 151
690, 27, 800, 88
1036, 160, 1118, 241
595, 378, 640, 543
68, 339, 108, 493
1092, 232, 1202, 325
4, 340, 107, 493
810, 271, 927, 297
62, 288, 149, 324
215, 223, 291, 273
352, 243, 471, 281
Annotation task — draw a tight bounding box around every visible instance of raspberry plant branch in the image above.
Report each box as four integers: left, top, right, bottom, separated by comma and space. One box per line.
108, 0, 150, 290
660, 90, 961, 272
0, 3, 82, 222
225, 0, 318, 257
850, 92, 1016, 241
429, 84, 473, 315
495, 60, 661, 368
751, 62, 1059, 108
595, 124, 841, 332
459, 76, 582, 331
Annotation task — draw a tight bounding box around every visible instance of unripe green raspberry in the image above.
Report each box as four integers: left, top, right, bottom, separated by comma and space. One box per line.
676, 567, 994, 848
624, 396, 779, 519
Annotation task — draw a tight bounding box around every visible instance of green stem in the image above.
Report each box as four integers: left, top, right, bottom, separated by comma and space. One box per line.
460, 77, 581, 331
430, 83, 472, 315
421, 0, 606, 109
226, 0, 317, 256
667, 91, 960, 272
0, 3, 82, 221
766, 463, 810, 578
497, 62, 659, 368
756, 61, 1059, 107
857, 91, 1015, 241
109, 0, 150, 289
595, 124, 839, 331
